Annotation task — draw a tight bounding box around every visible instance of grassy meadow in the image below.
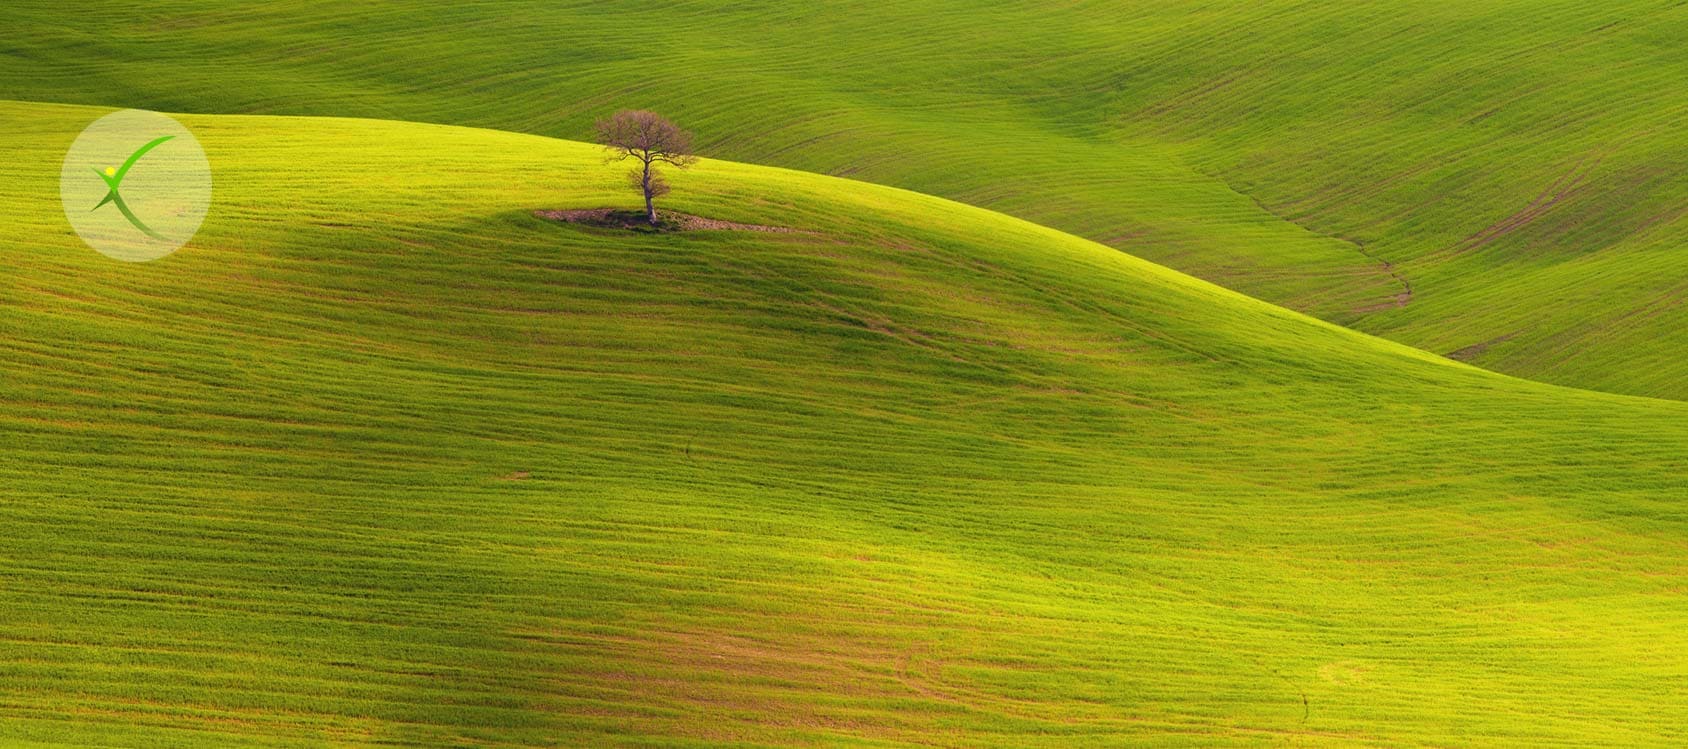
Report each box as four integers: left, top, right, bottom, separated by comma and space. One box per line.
4, 1, 1688, 397
0, 99, 1685, 746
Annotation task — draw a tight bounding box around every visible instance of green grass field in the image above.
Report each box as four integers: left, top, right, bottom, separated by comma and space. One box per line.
7, 2, 1688, 746
3, 99, 1688, 746
4, 1, 1688, 398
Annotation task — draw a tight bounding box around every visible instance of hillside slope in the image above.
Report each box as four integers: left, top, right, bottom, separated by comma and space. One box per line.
4, 1, 1687, 398
3, 101, 1688, 746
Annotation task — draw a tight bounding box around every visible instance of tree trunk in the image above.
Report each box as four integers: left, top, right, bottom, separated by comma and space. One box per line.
642, 158, 657, 224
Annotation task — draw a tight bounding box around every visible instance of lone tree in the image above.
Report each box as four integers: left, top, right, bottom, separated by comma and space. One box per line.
594, 110, 697, 225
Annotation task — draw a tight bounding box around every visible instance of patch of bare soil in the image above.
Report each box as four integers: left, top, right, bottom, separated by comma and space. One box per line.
535, 208, 800, 234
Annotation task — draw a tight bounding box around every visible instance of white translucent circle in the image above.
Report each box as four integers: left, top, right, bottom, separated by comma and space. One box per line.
60, 110, 212, 262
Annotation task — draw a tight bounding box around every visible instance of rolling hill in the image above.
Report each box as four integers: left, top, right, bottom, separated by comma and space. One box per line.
2, 100, 1687, 746
4, 1, 1687, 398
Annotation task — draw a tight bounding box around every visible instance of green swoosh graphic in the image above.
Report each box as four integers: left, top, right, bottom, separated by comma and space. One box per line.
91, 134, 176, 240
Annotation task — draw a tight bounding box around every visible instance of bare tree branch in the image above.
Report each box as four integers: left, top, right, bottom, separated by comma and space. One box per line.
594, 110, 697, 225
